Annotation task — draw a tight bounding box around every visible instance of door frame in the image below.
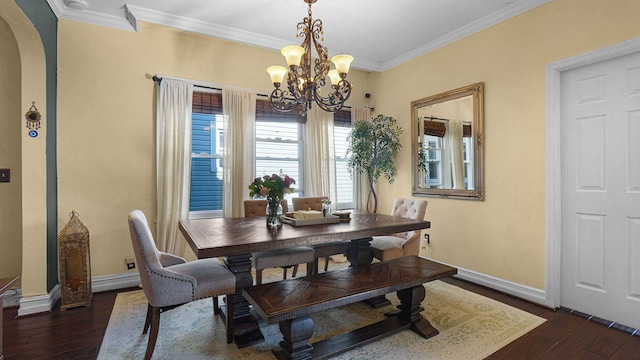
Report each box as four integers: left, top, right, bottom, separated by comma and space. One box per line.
545, 37, 640, 308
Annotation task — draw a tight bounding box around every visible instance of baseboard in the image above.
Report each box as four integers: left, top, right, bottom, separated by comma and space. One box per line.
423, 257, 547, 306
91, 272, 141, 293
17, 284, 60, 316
3, 288, 22, 308
14, 272, 141, 316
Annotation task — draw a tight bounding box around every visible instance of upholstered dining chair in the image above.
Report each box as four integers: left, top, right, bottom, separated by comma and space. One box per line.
243, 199, 315, 285
370, 198, 428, 261
292, 196, 350, 273
128, 210, 236, 360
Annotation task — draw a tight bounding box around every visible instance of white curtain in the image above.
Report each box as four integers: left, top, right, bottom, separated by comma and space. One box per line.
156, 79, 193, 255
303, 106, 337, 204
351, 106, 371, 212
222, 88, 256, 217
447, 118, 465, 189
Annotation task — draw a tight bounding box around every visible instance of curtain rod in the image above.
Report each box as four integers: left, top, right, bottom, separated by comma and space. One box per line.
153, 74, 264, 95
422, 116, 449, 121
153, 74, 222, 91
152, 74, 369, 111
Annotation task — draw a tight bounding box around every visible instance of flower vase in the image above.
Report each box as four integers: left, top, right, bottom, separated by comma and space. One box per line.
266, 198, 283, 228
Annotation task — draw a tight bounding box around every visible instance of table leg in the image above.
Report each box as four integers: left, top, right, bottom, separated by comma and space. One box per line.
345, 237, 373, 266
396, 285, 439, 339
224, 253, 265, 348
346, 237, 392, 308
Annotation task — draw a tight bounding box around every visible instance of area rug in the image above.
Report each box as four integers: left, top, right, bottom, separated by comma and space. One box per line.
99, 269, 544, 359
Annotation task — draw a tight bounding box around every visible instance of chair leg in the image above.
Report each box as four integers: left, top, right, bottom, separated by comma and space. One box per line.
313, 258, 320, 275
306, 262, 314, 277
324, 256, 330, 272
283, 267, 289, 280
291, 264, 299, 278
213, 296, 219, 315
225, 294, 233, 344
143, 303, 152, 334
144, 306, 161, 360
256, 269, 263, 285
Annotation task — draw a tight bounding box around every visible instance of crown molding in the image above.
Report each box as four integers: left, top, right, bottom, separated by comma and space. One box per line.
46, 0, 549, 72
126, 5, 286, 49
380, 0, 551, 71
126, 4, 380, 72
46, 0, 134, 31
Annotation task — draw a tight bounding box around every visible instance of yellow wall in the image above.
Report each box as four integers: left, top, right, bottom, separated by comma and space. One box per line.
48, 0, 640, 294
0, 15, 23, 284
56, 21, 371, 276
0, 0, 48, 298
371, 0, 640, 289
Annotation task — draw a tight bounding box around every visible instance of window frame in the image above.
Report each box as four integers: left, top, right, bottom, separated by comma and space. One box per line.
187, 91, 356, 217
254, 120, 305, 199
189, 89, 224, 219
333, 124, 355, 209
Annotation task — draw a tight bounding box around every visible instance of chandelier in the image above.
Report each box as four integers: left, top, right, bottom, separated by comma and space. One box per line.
266, 0, 354, 116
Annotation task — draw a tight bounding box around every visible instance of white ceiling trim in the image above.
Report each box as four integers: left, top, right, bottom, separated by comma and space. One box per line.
46, 0, 550, 72
381, 0, 550, 71
125, 4, 381, 72
126, 5, 286, 50
46, 0, 134, 31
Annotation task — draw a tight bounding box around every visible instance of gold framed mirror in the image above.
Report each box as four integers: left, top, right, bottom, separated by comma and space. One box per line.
411, 82, 484, 200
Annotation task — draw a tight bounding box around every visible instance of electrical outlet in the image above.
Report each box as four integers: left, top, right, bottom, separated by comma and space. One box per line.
424, 233, 430, 244
125, 256, 136, 270
0, 168, 10, 183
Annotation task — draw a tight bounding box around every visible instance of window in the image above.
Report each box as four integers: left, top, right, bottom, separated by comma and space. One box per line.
255, 121, 303, 199
422, 125, 473, 189
189, 90, 224, 219
254, 101, 354, 208
188, 93, 354, 216
424, 136, 443, 188
334, 109, 354, 209
462, 136, 474, 189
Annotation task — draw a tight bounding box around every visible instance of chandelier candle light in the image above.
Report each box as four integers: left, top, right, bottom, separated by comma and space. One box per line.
267, 0, 354, 116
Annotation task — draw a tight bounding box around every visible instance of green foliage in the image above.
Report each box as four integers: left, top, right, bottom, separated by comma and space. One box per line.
248, 172, 296, 201
417, 141, 427, 172
347, 114, 402, 212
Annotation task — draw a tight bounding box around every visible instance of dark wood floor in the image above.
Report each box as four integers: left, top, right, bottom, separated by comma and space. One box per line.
3, 277, 640, 359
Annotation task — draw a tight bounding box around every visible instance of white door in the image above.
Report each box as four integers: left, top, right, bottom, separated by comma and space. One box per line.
560, 50, 640, 329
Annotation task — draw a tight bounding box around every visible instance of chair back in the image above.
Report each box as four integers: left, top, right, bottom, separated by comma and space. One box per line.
127, 210, 169, 304
128, 210, 163, 270
292, 196, 328, 211
244, 199, 289, 217
391, 198, 428, 242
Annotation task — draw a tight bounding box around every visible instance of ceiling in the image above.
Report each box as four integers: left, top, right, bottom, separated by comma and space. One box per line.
46, 0, 548, 72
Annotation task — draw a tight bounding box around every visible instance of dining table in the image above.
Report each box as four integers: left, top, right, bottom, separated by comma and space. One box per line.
178, 212, 431, 348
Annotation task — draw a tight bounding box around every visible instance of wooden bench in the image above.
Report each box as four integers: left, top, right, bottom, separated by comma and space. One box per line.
242, 256, 457, 360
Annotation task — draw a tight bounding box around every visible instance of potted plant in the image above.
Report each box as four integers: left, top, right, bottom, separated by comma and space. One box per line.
347, 114, 402, 213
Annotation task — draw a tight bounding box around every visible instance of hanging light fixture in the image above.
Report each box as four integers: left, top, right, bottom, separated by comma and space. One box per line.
266, 0, 354, 116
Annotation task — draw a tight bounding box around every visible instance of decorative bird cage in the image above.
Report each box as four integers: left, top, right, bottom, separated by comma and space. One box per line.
58, 211, 92, 310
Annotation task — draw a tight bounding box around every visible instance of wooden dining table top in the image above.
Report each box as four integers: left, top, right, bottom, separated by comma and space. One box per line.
179, 212, 430, 259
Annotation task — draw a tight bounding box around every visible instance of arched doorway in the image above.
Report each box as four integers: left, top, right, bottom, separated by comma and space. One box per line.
0, 0, 49, 315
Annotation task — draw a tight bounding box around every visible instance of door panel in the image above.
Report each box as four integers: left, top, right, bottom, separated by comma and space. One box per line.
561, 51, 640, 329
575, 213, 605, 292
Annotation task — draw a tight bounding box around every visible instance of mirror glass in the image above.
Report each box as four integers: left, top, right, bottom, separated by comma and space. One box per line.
411, 82, 484, 200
